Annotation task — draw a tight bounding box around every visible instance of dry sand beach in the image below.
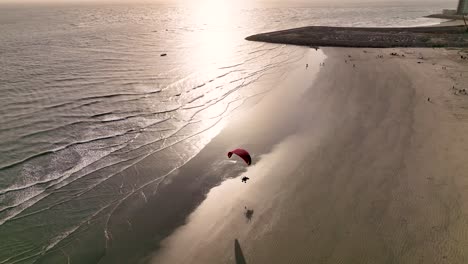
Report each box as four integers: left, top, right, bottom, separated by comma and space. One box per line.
148, 47, 468, 264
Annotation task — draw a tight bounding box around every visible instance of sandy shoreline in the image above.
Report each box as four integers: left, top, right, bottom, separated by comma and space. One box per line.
149, 47, 468, 264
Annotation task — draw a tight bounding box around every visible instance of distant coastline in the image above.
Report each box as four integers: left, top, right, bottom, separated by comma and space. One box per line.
426, 14, 467, 20
246, 25, 468, 48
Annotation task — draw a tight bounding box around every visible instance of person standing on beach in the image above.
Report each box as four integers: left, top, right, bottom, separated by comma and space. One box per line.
306, 63, 308, 69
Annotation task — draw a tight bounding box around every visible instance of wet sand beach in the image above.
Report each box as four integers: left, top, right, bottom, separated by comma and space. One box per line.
149, 47, 468, 264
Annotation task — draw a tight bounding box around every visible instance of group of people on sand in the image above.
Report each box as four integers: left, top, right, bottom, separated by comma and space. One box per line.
306, 63, 325, 68
306, 58, 357, 69
389, 52, 405, 57
453, 85, 468, 95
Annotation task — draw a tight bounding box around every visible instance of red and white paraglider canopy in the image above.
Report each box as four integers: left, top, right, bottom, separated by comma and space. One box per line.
227, 148, 251, 165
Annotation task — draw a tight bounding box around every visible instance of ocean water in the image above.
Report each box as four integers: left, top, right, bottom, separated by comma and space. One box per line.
0, 2, 451, 263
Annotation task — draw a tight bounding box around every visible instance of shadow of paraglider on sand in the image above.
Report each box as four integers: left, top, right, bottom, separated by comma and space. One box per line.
244, 207, 254, 222
234, 239, 247, 264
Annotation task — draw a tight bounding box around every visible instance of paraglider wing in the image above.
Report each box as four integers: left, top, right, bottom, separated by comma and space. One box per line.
227, 148, 251, 165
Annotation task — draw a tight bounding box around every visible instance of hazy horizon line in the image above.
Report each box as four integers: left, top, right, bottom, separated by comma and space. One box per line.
0, 0, 456, 7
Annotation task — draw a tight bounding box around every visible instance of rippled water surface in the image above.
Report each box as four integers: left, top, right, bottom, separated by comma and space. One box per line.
0, 2, 451, 263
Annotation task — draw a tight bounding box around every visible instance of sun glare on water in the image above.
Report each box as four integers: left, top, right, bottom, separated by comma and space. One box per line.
182, 0, 252, 66
191, 0, 251, 27
175, 0, 255, 144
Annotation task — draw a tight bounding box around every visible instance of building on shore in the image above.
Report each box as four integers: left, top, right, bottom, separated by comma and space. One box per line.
458, 0, 468, 15
427, 0, 468, 20
443, 9, 457, 15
